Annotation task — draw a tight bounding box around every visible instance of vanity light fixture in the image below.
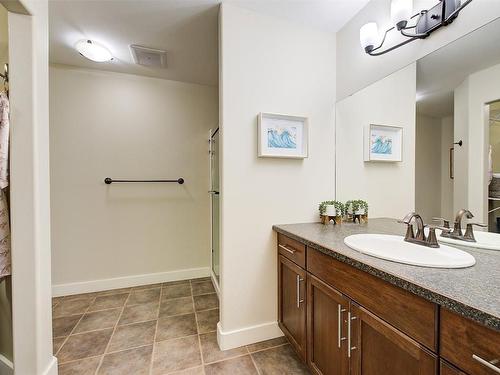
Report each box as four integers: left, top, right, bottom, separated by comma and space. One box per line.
360, 0, 472, 56
75, 39, 113, 62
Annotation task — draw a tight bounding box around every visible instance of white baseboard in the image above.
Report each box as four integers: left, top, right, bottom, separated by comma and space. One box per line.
0, 354, 13, 375
52, 267, 211, 297
42, 356, 58, 375
216, 321, 284, 351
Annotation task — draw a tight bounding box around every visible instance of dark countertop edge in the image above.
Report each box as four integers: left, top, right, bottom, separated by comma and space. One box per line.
273, 225, 500, 331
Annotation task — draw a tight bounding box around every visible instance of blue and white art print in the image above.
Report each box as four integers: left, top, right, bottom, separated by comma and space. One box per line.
364, 124, 402, 162
258, 113, 308, 158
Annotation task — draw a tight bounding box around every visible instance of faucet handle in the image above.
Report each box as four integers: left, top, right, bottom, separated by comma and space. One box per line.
467, 222, 487, 228
432, 217, 450, 229
463, 223, 486, 242
425, 226, 441, 248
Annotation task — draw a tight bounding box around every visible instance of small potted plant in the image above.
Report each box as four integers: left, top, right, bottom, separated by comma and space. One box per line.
319, 200, 344, 225
345, 200, 368, 223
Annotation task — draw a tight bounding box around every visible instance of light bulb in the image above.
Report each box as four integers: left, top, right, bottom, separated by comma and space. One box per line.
75, 40, 113, 62
391, 0, 413, 30
359, 23, 379, 54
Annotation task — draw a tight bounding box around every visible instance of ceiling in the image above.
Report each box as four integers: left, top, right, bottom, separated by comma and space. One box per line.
416, 18, 500, 118
49, 0, 369, 86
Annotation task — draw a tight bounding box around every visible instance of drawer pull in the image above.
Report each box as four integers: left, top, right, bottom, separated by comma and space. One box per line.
337, 304, 347, 348
296, 275, 304, 308
279, 244, 296, 255
473, 354, 500, 374
347, 312, 357, 358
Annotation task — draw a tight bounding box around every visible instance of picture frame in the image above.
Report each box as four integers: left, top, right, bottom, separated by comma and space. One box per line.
257, 113, 308, 158
363, 124, 403, 162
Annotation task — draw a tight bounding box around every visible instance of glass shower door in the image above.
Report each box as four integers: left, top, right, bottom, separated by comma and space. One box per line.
210, 129, 220, 283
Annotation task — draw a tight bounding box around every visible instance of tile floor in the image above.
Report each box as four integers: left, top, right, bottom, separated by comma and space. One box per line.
52, 277, 311, 375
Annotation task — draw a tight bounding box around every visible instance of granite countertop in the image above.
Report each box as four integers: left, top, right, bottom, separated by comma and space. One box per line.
273, 218, 500, 331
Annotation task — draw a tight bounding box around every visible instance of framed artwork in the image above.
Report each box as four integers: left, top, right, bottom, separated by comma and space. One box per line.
257, 113, 308, 158
364, 124, 403, 162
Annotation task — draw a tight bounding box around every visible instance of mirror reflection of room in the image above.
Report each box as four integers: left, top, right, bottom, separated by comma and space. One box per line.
489, 101, 500, 233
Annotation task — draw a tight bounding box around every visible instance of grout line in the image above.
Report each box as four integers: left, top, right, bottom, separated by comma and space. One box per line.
148, 282, 163, 375
248, 342, 289, 355
55, 294, 98, 357
191, 280, 206, 375
249, 349, 262, 375
57, 354, 103, 366
94, 290, 132, 374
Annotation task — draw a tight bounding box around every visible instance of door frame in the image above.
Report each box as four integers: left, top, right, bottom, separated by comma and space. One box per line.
208, 128, 220, 296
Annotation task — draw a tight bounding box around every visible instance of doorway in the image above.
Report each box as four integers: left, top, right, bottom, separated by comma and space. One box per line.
209, 128, 220, 287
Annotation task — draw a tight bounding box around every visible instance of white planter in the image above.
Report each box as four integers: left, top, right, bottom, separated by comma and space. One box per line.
324, 205, 337, 216
348, 208, 366, 215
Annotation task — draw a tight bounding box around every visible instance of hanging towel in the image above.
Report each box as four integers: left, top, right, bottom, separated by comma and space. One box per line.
0, 92, 10, 278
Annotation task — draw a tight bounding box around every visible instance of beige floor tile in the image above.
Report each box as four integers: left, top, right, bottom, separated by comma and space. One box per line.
53, 315, 82, 338
57, 329, 113, 363
156, 313, 197, 342
73, 308, 121, 334
190, 277, 211, 283
199, 332, 247, 364
98, 345, 152, 375
163, 280, 190, 287
131, 283, 162, 291
191, 281, 215, 296
152, 335, 201, 374
159, 297, 194, 317
169, 366, 205, 374
204, 355, 258, 375
107, 320, 156, 352
162, 283, 192, 300
246, 336, 288, 353
63, 293, 97, 302
196, 309, 219, 334
53, 337, 66, 355
251, 344, 310, 374
127, 288, 161, 306
95, 288, 131, 296
53, 299, 92, 318
88, 294, 128, 312
58, 356, 101, 375
193, 294, 218, 311
119, 302, 159, 325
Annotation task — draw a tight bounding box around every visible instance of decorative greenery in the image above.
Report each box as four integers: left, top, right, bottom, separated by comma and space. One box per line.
345, 200, 369, 215
319, 200, 345, 216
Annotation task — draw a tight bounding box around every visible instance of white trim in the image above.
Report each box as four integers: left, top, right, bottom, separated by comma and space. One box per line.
0, 354, 13, 375
41, 356, 57, 375
216, 321, 284, 351
211, 270, 220, 298
52, 267, 210, 297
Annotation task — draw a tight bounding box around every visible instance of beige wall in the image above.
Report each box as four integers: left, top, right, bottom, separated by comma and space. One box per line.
219, 4, 336, 349
50, 65, 217, 293
441, 116, 454, 220
415, 114, 442, 222
336, 0, 500, 100
0, 4, 12, 368
336, 64, 416, 218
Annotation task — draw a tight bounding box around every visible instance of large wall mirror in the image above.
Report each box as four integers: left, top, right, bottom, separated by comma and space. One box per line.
336, 17, 500, 233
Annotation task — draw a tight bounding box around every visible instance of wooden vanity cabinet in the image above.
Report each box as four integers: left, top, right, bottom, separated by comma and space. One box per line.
278, 255, 307, 360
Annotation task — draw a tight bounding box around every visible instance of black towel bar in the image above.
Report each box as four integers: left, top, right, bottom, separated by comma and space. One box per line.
104, 178, 184, 185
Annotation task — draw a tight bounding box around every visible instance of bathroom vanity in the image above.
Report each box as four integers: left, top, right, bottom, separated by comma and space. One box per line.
273, 219, 500, 375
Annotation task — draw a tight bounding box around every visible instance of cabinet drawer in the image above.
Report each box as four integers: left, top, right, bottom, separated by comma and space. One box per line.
307, 248, 438, 351
441, 308, 500, 375
278, 233, 306, 268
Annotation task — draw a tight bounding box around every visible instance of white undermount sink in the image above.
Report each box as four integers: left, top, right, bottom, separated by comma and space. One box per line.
344, 234, 476, 269
435, 230, 500, 251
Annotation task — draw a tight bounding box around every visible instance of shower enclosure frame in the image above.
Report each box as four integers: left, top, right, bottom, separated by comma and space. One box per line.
209, 128, 221, 294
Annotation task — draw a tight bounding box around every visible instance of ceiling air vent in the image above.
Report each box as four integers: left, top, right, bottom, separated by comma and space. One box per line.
130, 44, 167, 68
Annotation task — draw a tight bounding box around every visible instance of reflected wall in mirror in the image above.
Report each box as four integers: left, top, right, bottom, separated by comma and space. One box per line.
416, 18, 500, 232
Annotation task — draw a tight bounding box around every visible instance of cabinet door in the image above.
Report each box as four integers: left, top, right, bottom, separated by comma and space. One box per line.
278, 255, 307, 360
440, 360, 469, 375
349, 303, 437, 375
307, 274, 349, 375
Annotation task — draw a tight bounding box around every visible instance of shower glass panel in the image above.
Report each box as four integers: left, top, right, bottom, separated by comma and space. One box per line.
210, 129, 220, 283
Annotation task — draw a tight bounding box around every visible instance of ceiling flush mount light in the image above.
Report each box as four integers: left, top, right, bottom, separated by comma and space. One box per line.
75, 39, 113, 62
360, 0, 472, 56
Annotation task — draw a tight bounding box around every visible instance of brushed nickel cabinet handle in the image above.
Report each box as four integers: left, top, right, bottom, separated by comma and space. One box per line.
279, 244, 296, 255
338, 304, 347, 348
347, 312, 357, 358
296, 275, 304, 308
473, 354, 500, 373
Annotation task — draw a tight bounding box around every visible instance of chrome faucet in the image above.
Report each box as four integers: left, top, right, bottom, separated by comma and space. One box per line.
448, 209, 486, 242
398, 212, 448, 248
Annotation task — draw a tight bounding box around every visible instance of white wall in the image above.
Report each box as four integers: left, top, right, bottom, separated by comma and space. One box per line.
454, 63, 500, 223
50, 65, 217, 294
336, 64, 416, 218
219, 4, 336, 349
336, 0, 500, 100
441, 116, 454, 220
415, 114, 442, 222
8, 0, 56, 373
